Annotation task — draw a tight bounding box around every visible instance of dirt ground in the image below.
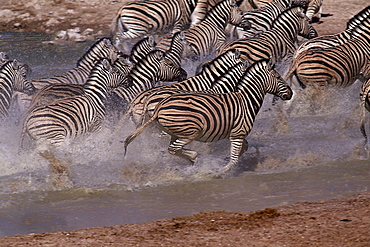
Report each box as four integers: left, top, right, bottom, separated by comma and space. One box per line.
1, 0, 370, 246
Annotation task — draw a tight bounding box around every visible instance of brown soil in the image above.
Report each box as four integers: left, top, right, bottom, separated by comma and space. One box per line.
0, 0, 369, 246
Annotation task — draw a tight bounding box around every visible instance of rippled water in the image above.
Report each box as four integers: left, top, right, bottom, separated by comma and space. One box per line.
0, 32, 368, 237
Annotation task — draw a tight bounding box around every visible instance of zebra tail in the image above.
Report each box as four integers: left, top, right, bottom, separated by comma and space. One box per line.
109, 11, 127, 39
123, 112, 158, 157
360, 107, 368, 145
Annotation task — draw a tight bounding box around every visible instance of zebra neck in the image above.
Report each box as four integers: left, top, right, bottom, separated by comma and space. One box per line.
203, 4, 230, 29
0, 69, 14, 110
77, 43, 107, 70
84, 74, 109, 102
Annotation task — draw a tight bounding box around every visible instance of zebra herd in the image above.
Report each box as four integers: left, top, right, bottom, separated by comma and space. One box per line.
1, 0, 369, 176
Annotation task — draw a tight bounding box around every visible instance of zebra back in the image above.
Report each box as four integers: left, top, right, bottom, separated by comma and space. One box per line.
347, 5, 370, 30
111, 0, 198, 41
286, 35, 370, 88
0, 60, 34, 118
219, 6, 317, 65
31, 37, 120, 89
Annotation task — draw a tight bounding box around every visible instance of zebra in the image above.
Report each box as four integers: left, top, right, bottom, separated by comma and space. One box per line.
124, 48, 244, 126
0, 60, 35, 118
31, 37, 121, 89
123, 59, 293, 175
183, 0, 250, 57
238, 0, 307, 38
20, 58, 127, 146
285, 34, 370, 89
294, 5, 370, 58
110, 0, 198, 52
107, 50, 187, 116
218, 6, 317, 66
18, 55, 133, 125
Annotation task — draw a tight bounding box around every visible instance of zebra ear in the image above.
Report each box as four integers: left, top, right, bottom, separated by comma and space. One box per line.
12, 59, 19, 70
298, 11, 306, 18
148, 36, 155, 47
234, 49, 240, 59
104, 38, 113, 47
102, 59, 111, 70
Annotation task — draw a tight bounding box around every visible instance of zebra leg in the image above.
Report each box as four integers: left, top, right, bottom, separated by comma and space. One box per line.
219, 138, 244, 174
168, 136, 198, 163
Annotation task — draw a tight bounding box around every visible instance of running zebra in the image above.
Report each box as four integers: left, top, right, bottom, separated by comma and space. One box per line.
107, 50, 187, 116
239, 0, 307, 38
110, 0, 198, 52
31, 37, 121, 89
0, 60, 35, 118
218, 6, 317, 65
125, 49, 243, 126
183, 0, 250, 57
123, 60, 293, 175
21, 59, 127, 146
285, 34, 370, 88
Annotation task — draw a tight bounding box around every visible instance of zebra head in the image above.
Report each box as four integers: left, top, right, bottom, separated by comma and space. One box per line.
157, 57, 188, 82
130, 36, 156, 64
297, 9, 318, 39
263, 61, 293, 101
9, 60, 35, 96
228, 0, 251, 30
77, 37, 121, 67
238, 60, 292, 101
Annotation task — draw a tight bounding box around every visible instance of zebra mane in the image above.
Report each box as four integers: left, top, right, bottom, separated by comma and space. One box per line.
237, 59, 272, 90
196, 48, 239, 75
130, 36, 156, 64
125, 50, 164, 87
272, 6, 305, 27
76, 37, 114, 67
347, 5, 370, 30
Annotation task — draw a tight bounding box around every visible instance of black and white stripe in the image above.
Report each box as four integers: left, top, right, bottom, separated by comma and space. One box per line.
123, 60, 292, 174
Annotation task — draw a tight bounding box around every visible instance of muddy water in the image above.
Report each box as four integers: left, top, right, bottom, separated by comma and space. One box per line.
0, 32, 369, 237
